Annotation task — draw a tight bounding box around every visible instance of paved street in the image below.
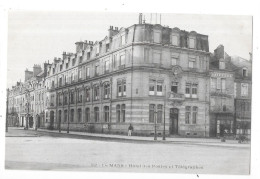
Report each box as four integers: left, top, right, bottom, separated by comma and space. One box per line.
5, 128, 250, 175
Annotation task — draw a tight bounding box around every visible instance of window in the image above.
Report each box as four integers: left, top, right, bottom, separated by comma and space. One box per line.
86, 67, 90, 78
59, 77, 62, 87
104, 83, 110, 99
172, 35, 178, 46
217, 78, 221, 90
94, 107, 99, 122
77, 108, 82, 122
70, 92, 74, 104
185, 83, 191, 98
64, 75, 67, 84
104, 106, 109, 122
119, 55, 125, 67
96, 44, 100, 55
121, 35, 126, 46
94, 86, 100, 100
117, 80, 126, 97
95, 64, 99, 76
116, 105, 120, 122
157, 105, 163, 123
78, 69, 82, 80
85, 88, 90, 102
85, 108, 90, 122
219, 61, 225, 69
113, 54, 117, 68
171, 82, 178, 93
64, 110, 67, 122
64, 93, 68, 105
191, 84, 198, 98
189, 38, 195, 48
171, 57, 178, 66
51, 81, 55, 88
58, 93, 62, 106
149, 104, 155, 123
78, 90, 82, 103
70, 109, 74, 122
105, 60, 110, 73
60, 65, 63, 71
185, 106, 191, 124
241, 83, 249, 96
242, 68, 248, 77
211, 78, 217, 89
157, 82, 163, 96
153, 52, 161, 64
189, 58, 195, 68
106, 43, 110, 52
50, 94, 55, 106
234, 82, 237, 98
121, 104, 126, 122
221, 78, 226, 92
192, 107, 197, 124
154, 32, 161, 43
149, 80, 155, 95
66, 63, 68, 69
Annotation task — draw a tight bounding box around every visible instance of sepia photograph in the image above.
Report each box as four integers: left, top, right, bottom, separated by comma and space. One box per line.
3, 7, 255, 178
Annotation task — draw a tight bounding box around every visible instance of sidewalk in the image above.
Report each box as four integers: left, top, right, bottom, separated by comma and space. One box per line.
35, 128, 250, 148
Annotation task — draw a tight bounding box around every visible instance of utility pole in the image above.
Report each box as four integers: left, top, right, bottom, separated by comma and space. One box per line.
163, 85, 166, 140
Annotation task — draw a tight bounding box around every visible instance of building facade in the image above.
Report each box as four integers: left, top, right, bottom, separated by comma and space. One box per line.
7, 15, 252, 138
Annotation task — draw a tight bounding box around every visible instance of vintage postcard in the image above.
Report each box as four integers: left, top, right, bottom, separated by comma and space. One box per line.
5, 11, 252, 176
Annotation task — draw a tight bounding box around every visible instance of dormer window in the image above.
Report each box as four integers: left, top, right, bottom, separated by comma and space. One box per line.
242, 68, 248, 77
189, 38, 195, 48
219, 61, 225, 69
153, 30, 161, 43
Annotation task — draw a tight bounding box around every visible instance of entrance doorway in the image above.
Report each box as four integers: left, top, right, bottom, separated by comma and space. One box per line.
37, 116, 41, 128
29, 116, 34, 128
170, 108, 179, 135
50, 111, 55, 129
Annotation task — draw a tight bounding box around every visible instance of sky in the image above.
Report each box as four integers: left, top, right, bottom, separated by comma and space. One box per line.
7, 11, 252, 88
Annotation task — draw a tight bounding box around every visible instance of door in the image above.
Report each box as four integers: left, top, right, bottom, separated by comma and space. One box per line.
170, 108, 179, 135
37, 116, 41, 128
29, 116, 34, 128
50, 111, 55, 129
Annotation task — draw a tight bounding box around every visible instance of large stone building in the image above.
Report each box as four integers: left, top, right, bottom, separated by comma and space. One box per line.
7, 14, 252, 138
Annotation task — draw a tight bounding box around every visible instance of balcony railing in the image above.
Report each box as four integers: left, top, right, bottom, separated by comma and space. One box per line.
210, 106, 234, 113
168, 92, 185, 101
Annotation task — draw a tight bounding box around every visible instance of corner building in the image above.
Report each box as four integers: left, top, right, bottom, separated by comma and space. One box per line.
45, 23, 211, 137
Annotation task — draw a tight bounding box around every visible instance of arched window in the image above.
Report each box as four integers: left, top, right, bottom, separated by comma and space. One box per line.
157, 105, 163, 123
70, 109, 74, 122
104, 106, 110, 122
116, 104, 120, 122
77, 108, 82, 122
85, 87, 90, 102
58, 110, 62, 122
121, 104, 126, 122
85, 108, 90, 122
94, 85, 100, 101
94, 107, 99, 122
70, 91, 74, 104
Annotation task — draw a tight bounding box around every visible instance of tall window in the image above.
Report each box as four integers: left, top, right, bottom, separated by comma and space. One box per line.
171, 57, 178, 66
104, 83, 110, 99
157, 105, 163, 123
121, 35, 126, 46
59, 77, 62, 87
70, 109, 74, 122
70, 91, 74, 104
58, 93, 62, 106
153, 52, 161, 64
149, 80, 155, 95
94, 107, 99, 122
242, 68, 248, 77
85, 88, 90, 102
211, 78, 217, 89
117, 80, 126, 97
94, 86, 100, 100
85, 108, 90, 122
116, 105, 120, 122
219, 61, 225, 69
149, 104, 155, 123
104, 106, 110, 122
78, 69, 82, 80
189, 58, 195, 68
189, 38, 195, 48
191, 84, 198, 98
192, 107, 198, 124
241, 83, 249, 96
58, 110, 62, 123
64, 93, 68, 105
172, 35, 178, 46
185, 83, 191, 98
157, 82, 163, 96
171, 82, 178, 93
78, 108, 82, 122
95, 63, 99, 76
119, 55, 125, 67
221, 78, 226, 92
64, 110, 67, 122
185, 106, 191, 124
86, 67, 90, 78
105, 60, 110, 73
154, 31, 161, 43
78, 90, 82, 103
121, 104, 126, 122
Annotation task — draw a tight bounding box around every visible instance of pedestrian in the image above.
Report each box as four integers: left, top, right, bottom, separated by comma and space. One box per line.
128, 124, 133, 136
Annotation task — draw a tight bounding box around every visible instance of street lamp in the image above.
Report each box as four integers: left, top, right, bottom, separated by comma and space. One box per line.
154, 111, 157, 140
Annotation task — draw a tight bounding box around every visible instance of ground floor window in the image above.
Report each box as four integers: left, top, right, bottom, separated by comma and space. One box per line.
104, 106, 109, 122
85, 108, 90, 122
94, 107, 99, 122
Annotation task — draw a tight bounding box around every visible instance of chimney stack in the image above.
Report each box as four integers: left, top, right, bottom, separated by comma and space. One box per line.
139, 13, 143, 24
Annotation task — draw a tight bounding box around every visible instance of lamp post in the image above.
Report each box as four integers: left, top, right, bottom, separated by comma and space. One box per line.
154, 111, 157, 140
163, 85, 166, 140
